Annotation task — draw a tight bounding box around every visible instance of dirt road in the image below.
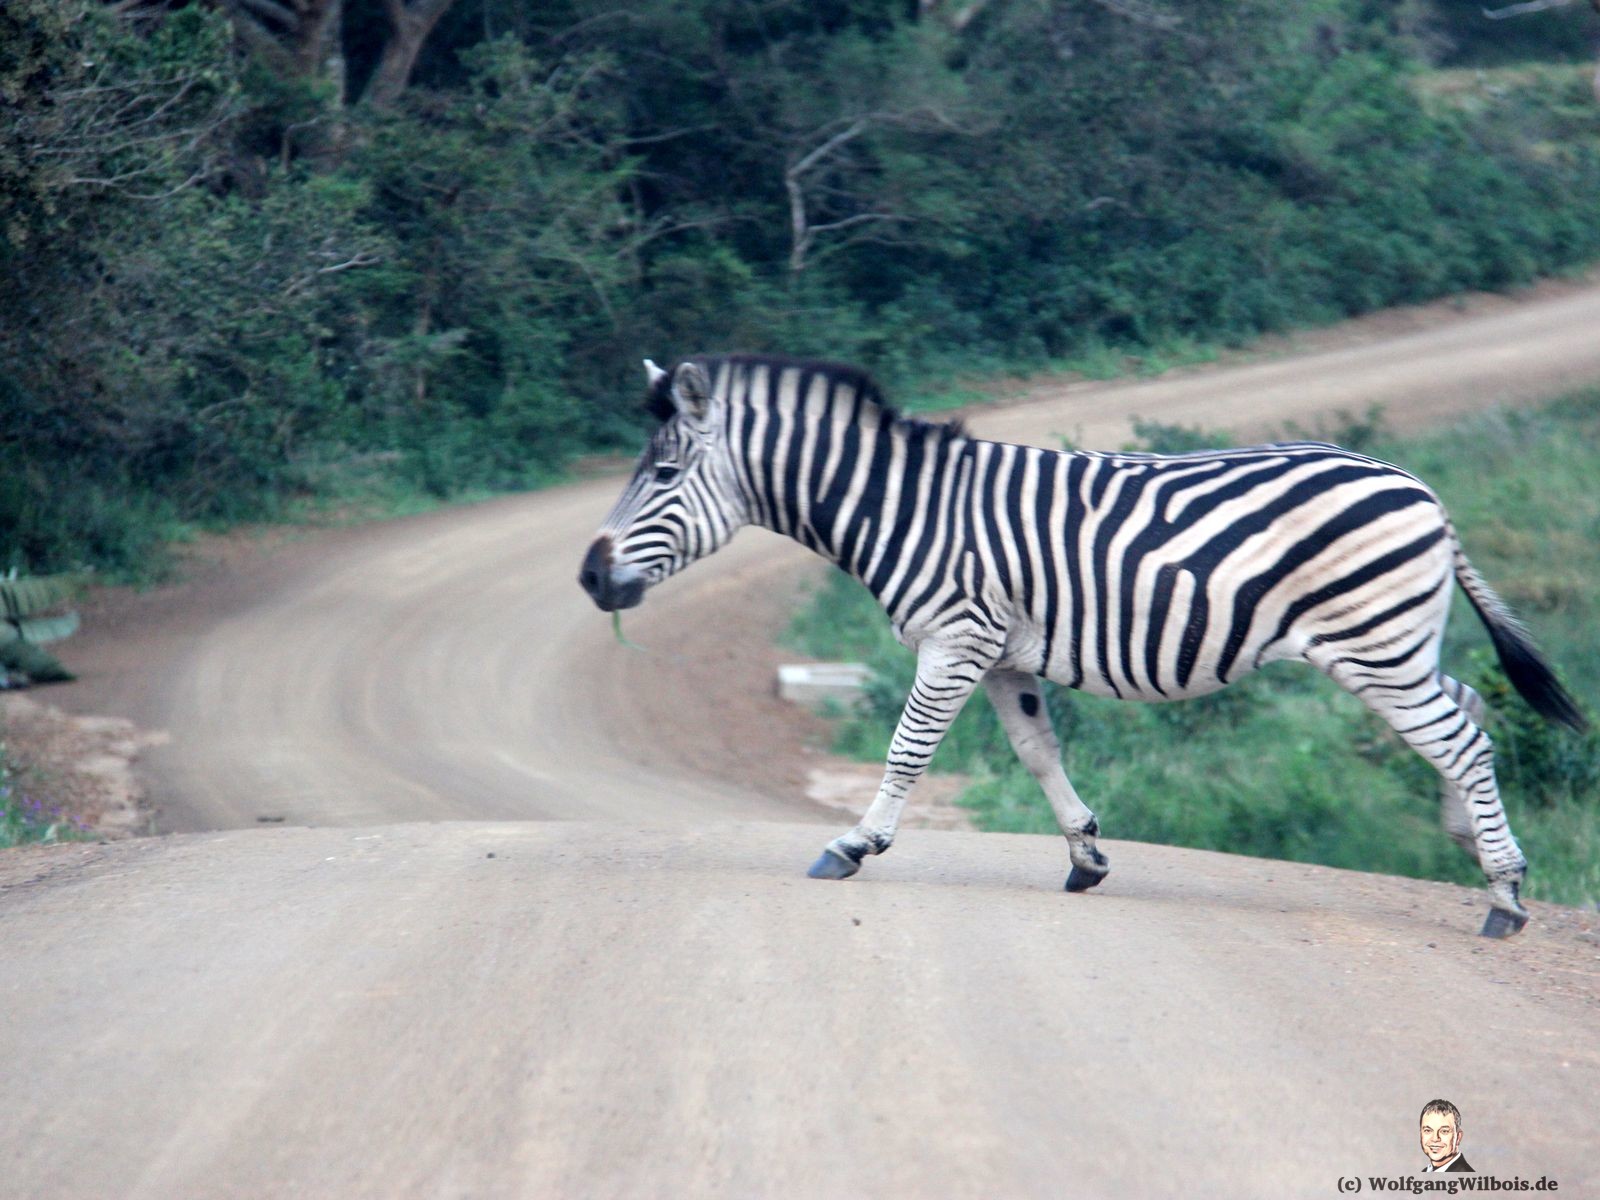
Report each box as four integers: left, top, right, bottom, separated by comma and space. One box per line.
6, 279, 1600, 1198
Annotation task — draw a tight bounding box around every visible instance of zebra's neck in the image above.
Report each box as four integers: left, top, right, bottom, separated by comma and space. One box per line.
722, 374, 969, 614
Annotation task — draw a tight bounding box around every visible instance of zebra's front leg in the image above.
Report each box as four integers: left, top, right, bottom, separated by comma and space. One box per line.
807, 641, 990, 881
983, 670, 1110, 893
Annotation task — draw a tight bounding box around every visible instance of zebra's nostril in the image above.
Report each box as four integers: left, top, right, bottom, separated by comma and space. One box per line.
579, 538, 613, 601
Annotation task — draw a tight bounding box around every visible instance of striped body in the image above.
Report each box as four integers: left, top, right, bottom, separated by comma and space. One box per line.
581, 355, 1586, 935
889, 438, 1459, 704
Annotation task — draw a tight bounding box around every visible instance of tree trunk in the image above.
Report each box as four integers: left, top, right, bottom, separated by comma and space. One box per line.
365, 0, 457, 109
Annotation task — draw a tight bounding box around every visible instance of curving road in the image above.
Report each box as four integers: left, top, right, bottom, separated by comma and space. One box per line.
5, 281, 1600, 1198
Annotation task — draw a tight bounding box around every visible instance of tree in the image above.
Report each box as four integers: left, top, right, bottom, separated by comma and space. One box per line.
211, 0, 460, 109
737, 24, 978, 274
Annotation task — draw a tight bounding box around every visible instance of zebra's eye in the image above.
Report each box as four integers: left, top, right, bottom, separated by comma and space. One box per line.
653, 463, 681, 485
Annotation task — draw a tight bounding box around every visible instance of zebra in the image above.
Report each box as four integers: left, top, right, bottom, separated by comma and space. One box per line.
578, 354, 1588, 937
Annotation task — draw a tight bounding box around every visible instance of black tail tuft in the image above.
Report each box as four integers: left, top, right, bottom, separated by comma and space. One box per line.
1454, 538, 1589, 733
1480, 614, 1590, 733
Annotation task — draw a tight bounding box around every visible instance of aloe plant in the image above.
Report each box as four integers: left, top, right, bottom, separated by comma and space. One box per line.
0, 572, 82, 685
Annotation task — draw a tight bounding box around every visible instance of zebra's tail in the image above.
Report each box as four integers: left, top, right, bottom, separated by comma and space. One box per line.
1452, 533, 1589, 733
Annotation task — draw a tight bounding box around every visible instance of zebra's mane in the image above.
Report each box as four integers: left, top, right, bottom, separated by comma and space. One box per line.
645, 353, 968, 441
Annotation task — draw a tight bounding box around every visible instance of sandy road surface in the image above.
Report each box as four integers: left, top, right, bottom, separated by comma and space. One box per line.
7, 280, 1600, 1197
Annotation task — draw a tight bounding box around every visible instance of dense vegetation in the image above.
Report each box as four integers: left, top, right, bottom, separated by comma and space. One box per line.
787, 392, 1600, 907
4, 0, 1600, 576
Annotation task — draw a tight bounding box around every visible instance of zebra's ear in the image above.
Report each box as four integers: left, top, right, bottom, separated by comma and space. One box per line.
670, 361, 713, 424
643, 358, 676, 423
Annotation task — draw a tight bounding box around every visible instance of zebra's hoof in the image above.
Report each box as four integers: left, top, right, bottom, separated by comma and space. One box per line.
1064, 865, 1108, 893
1479, 906, 1528, 939
807, 847, 862, 881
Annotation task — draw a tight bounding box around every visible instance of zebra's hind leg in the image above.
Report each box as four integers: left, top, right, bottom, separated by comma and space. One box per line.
982, 670, 1109, 893
1437, 675, 1486, 857
1440, 678, 1484, 857
808, 639, 992, 881
1315, 654, 1528, 937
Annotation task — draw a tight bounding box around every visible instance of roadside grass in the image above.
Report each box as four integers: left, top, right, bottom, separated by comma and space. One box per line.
0, 739, 90, 848
36, 465, 567, 590
785, 388, 1600, 907
889, 330, 1231, 416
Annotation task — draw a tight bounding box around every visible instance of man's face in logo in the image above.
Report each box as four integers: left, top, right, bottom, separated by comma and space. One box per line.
1420, 1111, 1462, 1167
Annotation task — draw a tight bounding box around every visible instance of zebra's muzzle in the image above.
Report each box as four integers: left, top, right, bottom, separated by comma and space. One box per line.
579, 537, 646, 612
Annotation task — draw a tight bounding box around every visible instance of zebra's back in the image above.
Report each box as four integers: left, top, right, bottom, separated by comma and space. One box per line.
960, 439, 1452, 701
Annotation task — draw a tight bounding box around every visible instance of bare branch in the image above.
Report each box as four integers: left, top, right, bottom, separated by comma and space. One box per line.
624, 124, 719, 147
63, 169, 211, 201
780, 101, 979, 271
786, 118, 872, 181
784, 119, 877, 271
121, 77, 201, 131
1482, 0, 1578, 16
806, 212, 897, 238
281, 251, 382, 298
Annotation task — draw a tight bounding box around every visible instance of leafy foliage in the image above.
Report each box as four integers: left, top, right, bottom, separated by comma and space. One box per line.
5, 0, 1600, 575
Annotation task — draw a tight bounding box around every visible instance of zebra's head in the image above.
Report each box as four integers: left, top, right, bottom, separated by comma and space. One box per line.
579, 358, 746, 612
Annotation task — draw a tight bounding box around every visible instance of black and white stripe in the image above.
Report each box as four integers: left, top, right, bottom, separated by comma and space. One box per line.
580, 355, 1587, 936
